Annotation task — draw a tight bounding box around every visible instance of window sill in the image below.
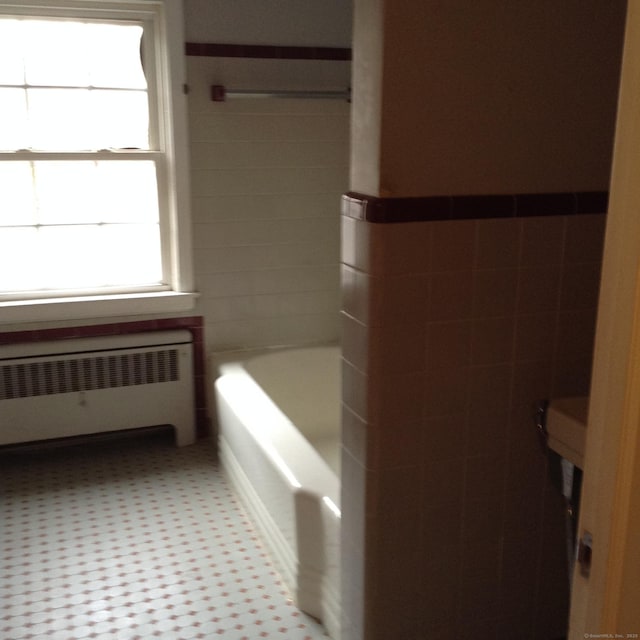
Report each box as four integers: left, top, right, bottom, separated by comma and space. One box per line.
0, 291, 199, 325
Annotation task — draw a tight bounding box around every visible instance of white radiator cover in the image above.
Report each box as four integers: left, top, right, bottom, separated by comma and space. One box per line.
0, 330, 196, 447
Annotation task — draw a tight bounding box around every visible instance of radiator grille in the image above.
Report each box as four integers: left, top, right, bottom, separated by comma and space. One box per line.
0, 349, 179, 401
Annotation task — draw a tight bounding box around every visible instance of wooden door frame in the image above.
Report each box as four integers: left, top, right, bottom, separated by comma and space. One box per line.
569, 0, 640, 635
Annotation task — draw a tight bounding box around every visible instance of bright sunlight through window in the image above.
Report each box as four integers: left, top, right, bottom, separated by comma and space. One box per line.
0, 16, 165, 298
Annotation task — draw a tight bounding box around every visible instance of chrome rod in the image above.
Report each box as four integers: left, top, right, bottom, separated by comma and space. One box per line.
211, 85, 350, 102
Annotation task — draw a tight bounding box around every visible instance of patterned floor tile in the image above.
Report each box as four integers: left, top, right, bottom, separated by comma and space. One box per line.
1, 432, 330, 640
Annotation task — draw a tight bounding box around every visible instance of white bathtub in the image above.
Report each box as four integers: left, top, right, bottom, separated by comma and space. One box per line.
213, 345, 341, 639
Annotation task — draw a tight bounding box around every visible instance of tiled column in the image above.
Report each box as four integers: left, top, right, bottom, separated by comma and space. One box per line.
340, 192, 606, 640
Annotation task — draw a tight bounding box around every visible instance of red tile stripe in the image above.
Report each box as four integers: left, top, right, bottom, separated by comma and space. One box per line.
185, 42, 351, 61
342, 190, 609, 223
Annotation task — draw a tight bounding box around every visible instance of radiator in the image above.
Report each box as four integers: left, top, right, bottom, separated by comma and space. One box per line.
0, 330, 196, 447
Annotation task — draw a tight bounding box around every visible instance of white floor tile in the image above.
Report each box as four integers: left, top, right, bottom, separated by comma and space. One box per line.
1, 435, 329, 640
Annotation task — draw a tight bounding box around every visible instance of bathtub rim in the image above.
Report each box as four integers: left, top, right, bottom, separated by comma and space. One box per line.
210, 342, 341, 509
212, 348, 341, 509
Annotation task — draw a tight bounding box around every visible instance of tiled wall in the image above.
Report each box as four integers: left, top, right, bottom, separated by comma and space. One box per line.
187, 54, 350, 351
340, 209, 606, 639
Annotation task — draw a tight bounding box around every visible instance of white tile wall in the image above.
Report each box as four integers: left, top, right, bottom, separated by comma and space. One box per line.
188, 56, 350, 350
0, 55, 349, 355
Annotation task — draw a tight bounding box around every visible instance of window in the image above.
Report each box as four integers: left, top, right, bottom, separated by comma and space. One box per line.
0, 1, 193, 322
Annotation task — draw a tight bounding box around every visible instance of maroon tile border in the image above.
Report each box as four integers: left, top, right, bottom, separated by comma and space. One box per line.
185, 42, 352, 61
342, 190, 609, 223
0, 317, 210, 439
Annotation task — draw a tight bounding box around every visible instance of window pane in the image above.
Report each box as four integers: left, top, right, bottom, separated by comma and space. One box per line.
23, 20, 90, 87
0, 12, 172, 299
26, 88, 149, 150
28, 89, 92, 150
34, 162, 98, 224
0, 163, 36, 225
96, 161, 159, 223
0, 228, 40, 291
0, 89, 28, 150
39, 225, 108, 289
0, 222, 163, 293
88, 24, 146, 90
102, 224, 163, 285
0, 19, 25, 84
91, 90, 149, 150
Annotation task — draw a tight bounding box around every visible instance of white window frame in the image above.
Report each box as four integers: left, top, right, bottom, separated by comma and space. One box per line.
0, 0, 195, 324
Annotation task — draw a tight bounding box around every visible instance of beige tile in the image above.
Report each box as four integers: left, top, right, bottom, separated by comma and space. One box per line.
533, 526, 571, 639
422, 503, 464, 549
365, 593, 425, 640
341, 216, 371, 271
464, 454, 507, 504
421, 579, 458, 630
431, 219, 476, 271
520, 215, 565, 267
497, 614, 537, 640
420, 543, 460, 628
564, 213, 606, 264
516, 265, 562, 314
505, 421, 549, 498
429, 270, 474, 321
500, 535, 539, 618
368, 420, 425, 470
472, 268, 518, 318
421, 625, 454, 640
471, 316, 515, 365
533, 603, 571, 640
374, 272, 429, 326
373, 220, 431, 275
466, 406, 509, 458
514, 312, 557, 363
423, 413, 468, 462
369, 369, 426, 425
341, 312, 369, 372
426, 320, 472, 369
560, 262, 602, 310
367, 516, 423, 577
555, 310, 597, 361
457, 572, 501, 622
456, 616, 500, 640
468, 363, 513, 413
422, 458, 465, 508
511, 360, 553, 417
461, 534, 502, 581
475, 218, 521, 269
424, 366, 470, 417
341, 265, 371, 324
542, 484, 567, 536
503, 484, 545, 539
368, 465, 423, 521
369, 322, 426, 373
421, 538, 462, 582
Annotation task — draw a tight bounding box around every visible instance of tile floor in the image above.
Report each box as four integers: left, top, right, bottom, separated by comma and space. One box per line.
1, 430, 330, 640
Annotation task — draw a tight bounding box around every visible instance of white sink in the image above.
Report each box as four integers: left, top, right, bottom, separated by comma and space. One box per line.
546, 396, 589, 469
